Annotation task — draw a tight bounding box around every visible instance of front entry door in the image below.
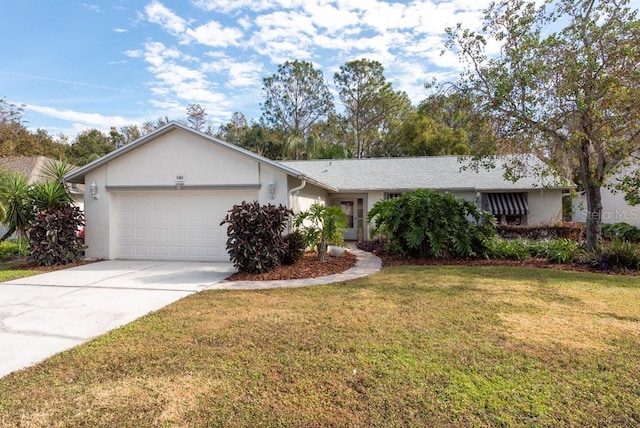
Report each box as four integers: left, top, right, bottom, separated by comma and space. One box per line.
339, 200, 357, 240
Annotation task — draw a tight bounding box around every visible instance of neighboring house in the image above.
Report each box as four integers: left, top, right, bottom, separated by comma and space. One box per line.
0, 156, 62, 184
64, 122, 571, 262
0, 156, 84, 238
572, 165, 640, 227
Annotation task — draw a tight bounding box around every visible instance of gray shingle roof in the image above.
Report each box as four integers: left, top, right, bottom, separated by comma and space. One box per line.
280, 155, 569, 192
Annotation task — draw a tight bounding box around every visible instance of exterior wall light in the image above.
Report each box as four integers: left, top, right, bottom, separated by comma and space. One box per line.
90, 182, 99, 200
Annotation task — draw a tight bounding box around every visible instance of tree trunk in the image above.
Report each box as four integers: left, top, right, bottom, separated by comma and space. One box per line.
584, 180, 603, 252
579, 138, 604, 252
317, 238, 327, 262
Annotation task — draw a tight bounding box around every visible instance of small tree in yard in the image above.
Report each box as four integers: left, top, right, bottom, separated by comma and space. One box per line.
221, 201, 292, 273
294, 203, 347, 262
368, 189, 495, 259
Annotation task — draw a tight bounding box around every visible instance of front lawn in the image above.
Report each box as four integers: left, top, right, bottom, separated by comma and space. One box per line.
1, 266, 639, 426
0, 262, 48, 282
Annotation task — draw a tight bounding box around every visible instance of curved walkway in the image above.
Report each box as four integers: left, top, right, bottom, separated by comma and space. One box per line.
207, 247, 382, 290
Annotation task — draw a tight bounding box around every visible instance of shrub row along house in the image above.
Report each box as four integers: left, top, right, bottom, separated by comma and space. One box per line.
64, 122, 572, 262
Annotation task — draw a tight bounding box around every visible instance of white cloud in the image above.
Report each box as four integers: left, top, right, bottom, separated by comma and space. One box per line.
202, 55, 265, 88
192, 0, 277, 13
249, 10, 318, 62
124, 49, 143, 58
145, 1, 243, 47
81, 3, 101, 13
186, 20, 243, 47
113, 27, 129, 33
144, 1, 188, 36
301, 1, 360, 34
26, 104, 132, 129
133, 41, 235, 119
237, 15, 253, 30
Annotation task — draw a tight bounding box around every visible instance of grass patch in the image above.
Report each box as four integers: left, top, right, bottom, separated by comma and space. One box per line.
0, 262, 45, 282
1, 266, 639, 426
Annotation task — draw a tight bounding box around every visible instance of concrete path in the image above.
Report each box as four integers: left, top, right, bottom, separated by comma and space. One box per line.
0, 260, 235, 378
0, 249, 382, 379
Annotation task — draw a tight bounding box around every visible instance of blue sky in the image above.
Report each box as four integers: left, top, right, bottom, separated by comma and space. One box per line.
3, 0, 632, 140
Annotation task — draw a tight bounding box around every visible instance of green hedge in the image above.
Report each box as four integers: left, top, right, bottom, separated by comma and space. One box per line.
496, 222, 585, 241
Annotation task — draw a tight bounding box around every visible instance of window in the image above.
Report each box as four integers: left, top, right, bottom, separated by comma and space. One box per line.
483, 192, 529, 225
384, 192, 403, 200
340, 200, 354, 228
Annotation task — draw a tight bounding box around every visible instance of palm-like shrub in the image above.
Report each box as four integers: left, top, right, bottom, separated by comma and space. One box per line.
0, 172, 32, 240
293, 203, 347, 262
31, 181, 72, 210
368, 189, 496, 259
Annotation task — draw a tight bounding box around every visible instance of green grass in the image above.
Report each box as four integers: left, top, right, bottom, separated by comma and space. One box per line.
1, 266, 639, 426
0, 262, 45, 282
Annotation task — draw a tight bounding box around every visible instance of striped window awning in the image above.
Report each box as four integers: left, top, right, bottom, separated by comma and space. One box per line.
484, 193, 529, 216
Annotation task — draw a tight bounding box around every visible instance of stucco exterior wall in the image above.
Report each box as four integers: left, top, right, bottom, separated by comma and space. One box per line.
287, 177, 328, 214
258, 164, 289, 207
107, 128, 259, 187
527, 189, 563, 224
450, 191, 477, 203
364, 191, 384, 240
84, 168, 112, 259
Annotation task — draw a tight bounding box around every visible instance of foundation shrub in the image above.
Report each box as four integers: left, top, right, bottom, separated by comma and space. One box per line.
28, 205, 84, 266
221, 201, 293, 273
368, 189, 496, 259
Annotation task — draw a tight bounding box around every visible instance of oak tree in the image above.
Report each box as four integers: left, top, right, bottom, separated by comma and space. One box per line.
446, 0, 640, 251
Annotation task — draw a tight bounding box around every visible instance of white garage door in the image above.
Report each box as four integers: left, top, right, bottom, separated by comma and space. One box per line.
116, 190, 257, 261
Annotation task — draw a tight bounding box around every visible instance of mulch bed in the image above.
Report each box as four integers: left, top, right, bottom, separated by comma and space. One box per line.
226, 251, 357, 281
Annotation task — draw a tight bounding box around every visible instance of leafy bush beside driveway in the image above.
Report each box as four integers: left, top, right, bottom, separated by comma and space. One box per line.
221, 201, 293, 273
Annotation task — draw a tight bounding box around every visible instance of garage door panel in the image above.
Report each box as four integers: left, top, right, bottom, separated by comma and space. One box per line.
119, 228, 134, 239
152, 229, 168, 239
119, 245, 133, 258
152, 211, 167, 222
135, 211, 151, 222
135, 246, 151, 257
117, 191, 256, 261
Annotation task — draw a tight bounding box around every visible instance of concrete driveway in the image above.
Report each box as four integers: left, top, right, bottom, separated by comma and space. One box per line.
0, 260, 234, 378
